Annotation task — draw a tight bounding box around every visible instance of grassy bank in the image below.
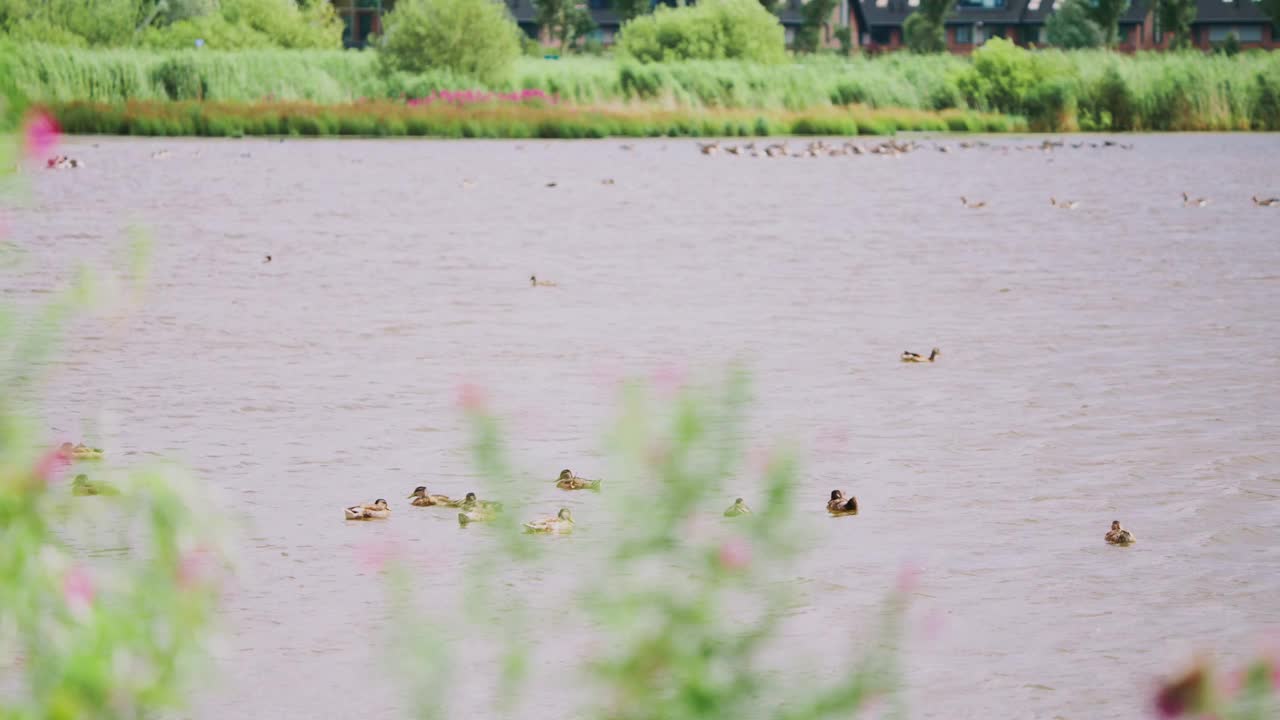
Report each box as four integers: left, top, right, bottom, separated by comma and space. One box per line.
5, 42, 1280, 132
44, 99, 1020, 137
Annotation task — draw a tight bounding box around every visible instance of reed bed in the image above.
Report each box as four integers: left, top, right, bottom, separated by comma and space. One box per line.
44, 99, 1020, 138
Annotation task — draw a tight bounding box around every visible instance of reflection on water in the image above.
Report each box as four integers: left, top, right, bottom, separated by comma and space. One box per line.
9, 134, 1280, 720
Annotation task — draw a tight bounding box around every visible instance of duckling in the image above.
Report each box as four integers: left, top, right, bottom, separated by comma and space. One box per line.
459, 491, 503, 512
1051, 197, 1079, 210
1104, 520, 1136, 545
523, 508, 574, 534
900, 348, 941, 363
530, 274, 557, 287
1252, 195, 1280, 207
960, 196, 987, 209
59, 442, 104, 460
344, 499, 391, 520
723, 498, 752, 517
407, 486, 457, 507
1182, 192, 1209, 208
827, 490, 859, 516
554, 469, 601, 491
71, 474, 119, 496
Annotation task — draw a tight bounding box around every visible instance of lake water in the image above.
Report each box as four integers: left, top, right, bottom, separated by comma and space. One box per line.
8, 134, 1280, 719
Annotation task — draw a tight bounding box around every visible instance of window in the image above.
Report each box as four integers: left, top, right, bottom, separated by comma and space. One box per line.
954, 24, 973, 43
1022, 25, 1041, 44
956, 0, 1006, 7
870, 26, 893, 44
1209, 24, 1263, 42
986, 23, 1007, 38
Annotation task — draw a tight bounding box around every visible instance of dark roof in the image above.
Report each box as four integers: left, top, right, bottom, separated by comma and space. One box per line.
862, 0, 1028, 27
1011, 0, 1146, 24
1193, 0, 1272, 23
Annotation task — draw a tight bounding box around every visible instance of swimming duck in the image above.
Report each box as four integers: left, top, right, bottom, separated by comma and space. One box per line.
459, 491, 503, 512
1252, 195, 1280, 207
45, 156, 83, 170
960, 196, 987, 209
724, 498, 752, 517
900, 348, 940, 363
524, 508, 574, 534
1104, 520, 1135, 545
457, 504, 500, 526
698, 141, 720, 156
827, 490, 859, 516
1181, 192, 1209, 208
344, 499, 391, 520
530, 275, 557, 287
59, 442, 104, 460
1051, 197, 1079, 209
407, 486, 457, 507
71, 474, 119, 496
555, 469, 601, 491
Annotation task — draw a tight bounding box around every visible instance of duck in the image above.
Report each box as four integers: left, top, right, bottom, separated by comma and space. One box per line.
530, 275, 557, 287
1051, 197, 1079, 209
344, 499, 391, 520
71, 474, 118, 496
601, 178, 615, 185
523, 508, 574, 534
1104, 520, 1136, 545
263, 254, 272, 263
960, 196, 987, 209
724, 498, 752, 517
900, 348, 940, 363
698, 141, 720, 156
1182, 192, 1209, 208
554, 469, 601, 491
457, 501, 502, 526
407, 486, 458, 507
151, 150, 171, 160
827, 490, 859, 516
59, 442, 104, 460
460, 179, 477, 190
45, 156, 83, 170
459, 491, 503, 512
1252, 195, 1280, 207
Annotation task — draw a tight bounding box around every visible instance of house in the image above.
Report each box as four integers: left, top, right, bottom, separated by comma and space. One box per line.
1184, 0, 1279, 49
860, 0, 1032, 51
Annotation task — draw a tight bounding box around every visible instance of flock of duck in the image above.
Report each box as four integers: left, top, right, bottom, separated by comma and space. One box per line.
951, 191, 1280, 211
695, 137, 1139, 159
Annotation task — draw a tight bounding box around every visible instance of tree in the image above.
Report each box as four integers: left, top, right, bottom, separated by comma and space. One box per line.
379, 0, 521, 84
613, 0, 651, 21
903, 0, 953, 53
757, 0, 782, 14
1085, 0, 1129, 45
794, 0, 838, 52
1046, 0, 1104, 47
1261, 0, 1280, 30
1155, 0, 1196, 47
535, 0, 596, 52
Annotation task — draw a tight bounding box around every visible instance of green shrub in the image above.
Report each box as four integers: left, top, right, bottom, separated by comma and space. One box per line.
1045, 0, 1104, 49
616, 0, 786, 63
1023, 75, 1076, 131
379, 0, 522, 84
957, 38, 1039, 114
153, 57, 208, 99
1250, 71, 1280, 130
1088, 65, 1134, 129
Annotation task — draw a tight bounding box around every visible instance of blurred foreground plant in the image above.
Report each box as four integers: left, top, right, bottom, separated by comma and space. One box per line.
1154, 652, 1279, 720
387, 370, 908, 720
0, 117, 232, 720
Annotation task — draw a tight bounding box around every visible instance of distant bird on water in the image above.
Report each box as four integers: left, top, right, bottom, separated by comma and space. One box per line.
901, 348, 940, 363
263, 255, 272, 263
1051, 197, 1079, 210
1105, 520, 1136, 545
1182, 192, 1210, 207
960, 196, 987, 209
545, 182, 558, 188
1252, 195, 1280, 207
827, 490, 859, 516
530, 275, 557, 287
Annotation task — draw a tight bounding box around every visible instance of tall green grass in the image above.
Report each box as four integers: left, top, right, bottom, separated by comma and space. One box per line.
5, 41, 1279, 131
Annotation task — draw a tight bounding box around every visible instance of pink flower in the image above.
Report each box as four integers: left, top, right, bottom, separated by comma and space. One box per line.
63, 565, 95, 611
33, 447, 71, 485
24, 111, 59, 160
456, 383, 487, 413
717, 537, 751, 571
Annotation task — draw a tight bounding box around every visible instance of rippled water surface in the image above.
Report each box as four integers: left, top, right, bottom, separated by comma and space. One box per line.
9, 134, 1280, 719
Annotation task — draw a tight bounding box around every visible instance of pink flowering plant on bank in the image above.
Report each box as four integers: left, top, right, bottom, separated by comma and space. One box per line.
0, 120, 233, 720
404, 89, 557, 108
386, 369, 909, 720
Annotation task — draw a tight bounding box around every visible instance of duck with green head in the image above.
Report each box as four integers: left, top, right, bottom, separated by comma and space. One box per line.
724, 498, 751, 517
555, 469, 601, 491
524, 508, 574, 534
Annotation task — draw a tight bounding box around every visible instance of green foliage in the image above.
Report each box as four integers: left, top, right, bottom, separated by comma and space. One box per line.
794, 0, 839, 53
1214, 31, 1241, 56
616, 0, 787, 63
1087, 64, 1133, 129
1262, 0, 1280, 27
956, 37, 1038, 113
903, 0, 952, 53
386, 372, 912, 720
1155, 0, 1197, 48
1022, 74, 1076, 130
1084, 0, 1129, 45
834, 24, 853, 54
535, 0, 596, 53
1252, 71, 1280, 130
613, 0, 652, 22
379, 0, 521, 84
1046, 0, 1104, 49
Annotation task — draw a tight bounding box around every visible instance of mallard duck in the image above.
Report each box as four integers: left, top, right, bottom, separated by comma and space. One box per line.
1252, 195, 1280, 207
960, 196, 987, 209
900, 348, 940, 363
827, 490, 859, 516
724, 498, 751, 517
1104, 520, 1135, 545
407, 486, 457, 507
344, 499, 391, 520
459, 491, 503, 512
59, 442, 104, 460
1051, 197, 1079, 209
1182, 192, 1209, 208
555, 469, 601, 491
524, 508, 574, 534
530, 275, 557, 287
71, 474, 118, 496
